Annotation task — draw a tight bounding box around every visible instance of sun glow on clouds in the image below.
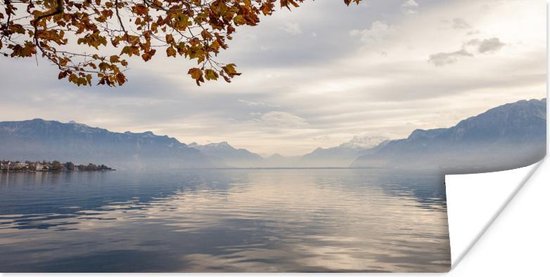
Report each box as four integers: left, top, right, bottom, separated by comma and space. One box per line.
0, 0, 545, 156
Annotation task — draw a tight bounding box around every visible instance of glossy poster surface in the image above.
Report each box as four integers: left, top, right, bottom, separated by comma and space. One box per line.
0, 0, 546, 272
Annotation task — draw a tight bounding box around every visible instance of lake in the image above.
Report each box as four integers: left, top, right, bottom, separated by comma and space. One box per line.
0, 169, 450, 272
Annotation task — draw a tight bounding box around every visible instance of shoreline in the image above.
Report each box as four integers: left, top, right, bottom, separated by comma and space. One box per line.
1, 160, 115, 173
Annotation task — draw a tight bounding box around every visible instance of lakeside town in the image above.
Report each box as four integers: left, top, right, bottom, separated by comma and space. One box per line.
0, 160, 114, 173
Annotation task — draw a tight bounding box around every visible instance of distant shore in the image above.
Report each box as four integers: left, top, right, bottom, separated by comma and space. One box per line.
0, 160, 114, 173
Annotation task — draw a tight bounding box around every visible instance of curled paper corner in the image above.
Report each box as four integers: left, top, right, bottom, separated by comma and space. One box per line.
445, 160, 544, 269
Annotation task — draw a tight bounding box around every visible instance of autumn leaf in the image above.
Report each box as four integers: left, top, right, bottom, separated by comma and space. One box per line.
109, 55, 120, 63
188, 68, 202, 80
205, 69, 219, 81
165, 34, 175, 44
132, 4, 149, 16
115, 73, 126, 85
166, 47, 177, 57
222, 64, 241, 77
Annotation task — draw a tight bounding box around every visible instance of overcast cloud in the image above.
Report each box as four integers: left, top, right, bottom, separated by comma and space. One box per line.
0, 0, 546, 156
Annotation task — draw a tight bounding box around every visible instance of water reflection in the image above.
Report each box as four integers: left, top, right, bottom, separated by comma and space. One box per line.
0, 169, 450, 272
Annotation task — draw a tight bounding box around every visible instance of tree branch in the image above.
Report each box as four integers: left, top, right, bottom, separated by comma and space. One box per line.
31, 0, 64, 57
114, 0, 127, 36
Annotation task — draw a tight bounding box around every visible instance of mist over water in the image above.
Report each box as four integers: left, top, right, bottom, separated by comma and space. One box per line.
0, 169, 450, 272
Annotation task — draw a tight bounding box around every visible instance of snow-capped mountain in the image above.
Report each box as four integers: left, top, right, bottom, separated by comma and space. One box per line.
301, 136, 388, 167
339, 136, 388, 149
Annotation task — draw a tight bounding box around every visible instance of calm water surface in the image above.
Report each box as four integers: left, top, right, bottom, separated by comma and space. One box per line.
0, 169, 450, 272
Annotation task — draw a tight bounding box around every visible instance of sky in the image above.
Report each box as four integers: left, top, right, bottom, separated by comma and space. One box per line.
0, 0, 546, 156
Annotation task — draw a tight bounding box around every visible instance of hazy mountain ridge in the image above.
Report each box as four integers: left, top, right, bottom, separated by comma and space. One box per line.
189, 141, 263, 167
352, 99, 547, 173
301, 136, 388, 167
0, 119, 210, 169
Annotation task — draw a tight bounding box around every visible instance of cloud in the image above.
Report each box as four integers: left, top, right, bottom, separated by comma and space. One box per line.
280, 22, 303, 35
350, 21, 393, 44
428, 49, 473, 66
451, 18, 471, 29
401, 0, 419, 14
238, 99, 276, 107
402, 0, 418, 8
429, 37, 506, 66
472, 38, 506, 53
258, 111, 308, 128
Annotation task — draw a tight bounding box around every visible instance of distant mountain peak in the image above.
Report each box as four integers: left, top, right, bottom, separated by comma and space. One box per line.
407, 129, 446, 140
141, 131, 156, 138
191, 141, 235, 150
339, 135, 389, 149
206, 141, 233, 149
188, 141, 263, 167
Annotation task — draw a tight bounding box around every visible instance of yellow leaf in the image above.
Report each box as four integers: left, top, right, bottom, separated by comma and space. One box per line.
188, 68, 202, 80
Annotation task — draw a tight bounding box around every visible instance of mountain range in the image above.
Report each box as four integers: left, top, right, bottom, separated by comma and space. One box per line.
0, 98, 546, 171
188, 142, 263, 168
301, 136, 388, 167
0, 119, 210, 169
351, 98, 546, 173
